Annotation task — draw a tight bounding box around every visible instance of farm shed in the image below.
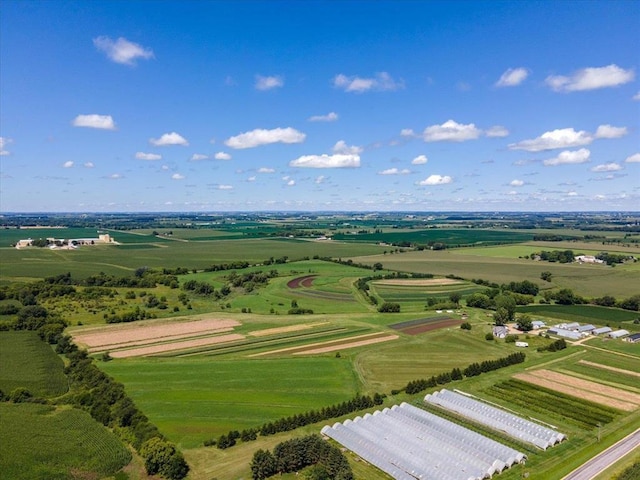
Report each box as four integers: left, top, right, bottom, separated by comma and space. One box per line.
592, 326, 612, 335
609, 329, 630, 339
493, 326, 508, 338
625, 333, 640, 343
563, 322, 581, 331
548, 328, 582, 341
531, 320, 546, 329
576, 324, 595, 335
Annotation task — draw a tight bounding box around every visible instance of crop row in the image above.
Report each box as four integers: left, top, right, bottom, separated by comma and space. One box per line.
486, 379, 618, 429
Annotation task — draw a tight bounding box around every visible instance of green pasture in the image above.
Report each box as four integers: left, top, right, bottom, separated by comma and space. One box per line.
352, 250, 640, 297
370, 281, 483, 304
332, 228, 534, 245
100, 356, 360, 449
517, 304, 639, 326
0, 237, 386, 281
0, 403, 131, 480
456, 241, 640, 259
0, 331, 67, 397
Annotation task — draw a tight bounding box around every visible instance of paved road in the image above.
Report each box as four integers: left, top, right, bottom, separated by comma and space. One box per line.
563, 428, 640, 480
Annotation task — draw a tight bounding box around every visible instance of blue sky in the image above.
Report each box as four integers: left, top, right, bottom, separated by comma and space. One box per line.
1, 0, 638, 212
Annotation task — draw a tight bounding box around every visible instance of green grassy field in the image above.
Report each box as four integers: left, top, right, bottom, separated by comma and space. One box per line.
0, 331, 68, 397
517, 304, 640, 327
0, 403, 131, 480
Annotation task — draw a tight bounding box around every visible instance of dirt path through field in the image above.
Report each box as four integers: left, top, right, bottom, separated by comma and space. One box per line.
514, 370, 639, 411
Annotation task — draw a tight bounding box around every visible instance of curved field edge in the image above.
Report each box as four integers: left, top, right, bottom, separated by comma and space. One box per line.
0, 403, 131, 480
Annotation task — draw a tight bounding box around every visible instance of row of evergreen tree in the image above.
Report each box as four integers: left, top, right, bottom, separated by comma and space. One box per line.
404, 352, 526, 395
208, 393, 385, 449
250, 434, 353, 480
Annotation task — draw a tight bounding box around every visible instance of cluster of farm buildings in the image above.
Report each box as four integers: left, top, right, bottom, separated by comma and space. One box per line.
493, 321, 639, 343
15, 233, 116, 249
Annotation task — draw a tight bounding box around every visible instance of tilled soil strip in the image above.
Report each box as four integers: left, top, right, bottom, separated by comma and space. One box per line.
248, 322, 329, 337
578, 360, 640, 379
249, 332, 390, 357
514, 372, 638, 412
74, 318, 241, 348
527, 370, 640, 405
292, 335, 399, 355
109, 333, 246, 358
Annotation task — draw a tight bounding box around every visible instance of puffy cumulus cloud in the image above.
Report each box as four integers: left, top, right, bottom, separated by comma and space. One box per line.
333, 140, 363, 155
171, 173, 185, 180
190, 154, 209, 161
333, 72, 403, 93
72, 114, 116, 130
378, 168, 410, 175
290, 153, 360, 168
591, 162, 622, 172
510, 179, 524, 186
485, 125, 510, 138
247, 176, 256, 182
594, 125, 628, 139
93, 36, 154, 66
315, 175, 326, 184
509, 127, 592, 152
136, 152, 162, 161
107, 173, 123, 179
625, 153, 640, 163
423, 120, 481, 142
214, 151, 232, 160
149, 132, 189, 146
495, 67, 529, 87
255, 75, 284, 91
0, 137, 12, 155
543, 148, 591, 166
400, 128, 416, 137
63, 161, 74, 168
258, 167, 275, 173
545, 64, 634, 92
634, 91, 640, 101
225, 127, 305, 149
286, 179, 296, 186
308, 112, 338, 122
411, 154, 428, 165
417, 174, 453, 185
218, 184, 233, 190
84, 162, 94, 168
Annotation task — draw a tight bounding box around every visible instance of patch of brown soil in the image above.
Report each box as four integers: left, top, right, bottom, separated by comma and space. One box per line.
248, 322, 329, 337
109, 333, 245, 358
400, 319, 463, 335
250, 332, 391, 357
287, 275, 317, 288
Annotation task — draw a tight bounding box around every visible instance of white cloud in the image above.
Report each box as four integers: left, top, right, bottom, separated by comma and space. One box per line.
545, 64, 634, 92
411, 155, 428, 165
379, 168, 410, 175
423, 120, 481, 142
107, 173, 123, 179
290, 154, 360, 168
0, 137, 12, 155
495, 67, 529, 87
258, 167, 275, 173
84, 162, 94, 168
634, 91, 640, 101
190, 154, 209, 161
485, 125, 510, 138
286, 179, 296, 186
136, 152, 162, 161
149, 132, 189, 146
93, 36, 154, 66
308, 112, 338, 122
255, 75, 284, 91
591, 162, 622, 172
332, 140, 363, 155
315, 175, 326, 184
225, 127, 305, 149
63, 161, 74, 168
509, 127, 592, 152
72, 114, 116, 130
218, 184, 233, 190
171, 173, 185, 180
214, 151, 232, 160
510, 179, 524, 186
543, 148, 591, 166
417, 175, 453, 185
333, 72, 403, 93
400, 128, 416, 137
161, 165, 169, 170
625, 153, 640, 163
594, 124, 628, 139
247, 176, 256, 182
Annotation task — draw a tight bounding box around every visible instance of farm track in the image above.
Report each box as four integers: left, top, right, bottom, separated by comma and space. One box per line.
514, 370, 640, 411
577, 360, 640, 378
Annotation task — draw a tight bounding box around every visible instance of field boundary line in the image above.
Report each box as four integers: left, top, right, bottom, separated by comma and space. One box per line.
578, 360, 640, 379
525, 349, 586, 370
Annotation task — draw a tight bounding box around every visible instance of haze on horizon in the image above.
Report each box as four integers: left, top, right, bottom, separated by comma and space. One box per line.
0, 0, 638, 213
